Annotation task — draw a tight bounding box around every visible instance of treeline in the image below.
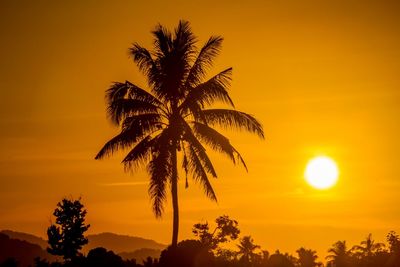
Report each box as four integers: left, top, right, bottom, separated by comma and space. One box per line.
158, 217, 400, 267
1, 198, 399, 267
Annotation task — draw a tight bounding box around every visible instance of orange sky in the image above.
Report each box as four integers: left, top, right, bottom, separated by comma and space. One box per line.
1, 0, 400, 260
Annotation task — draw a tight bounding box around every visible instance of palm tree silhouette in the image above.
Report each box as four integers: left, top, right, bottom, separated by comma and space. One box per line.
296, 248, 322, 267
237, 236, 261, 266
95, 21, 264, 247
326, 241, 351, 267
352, 233, 385, 265
352, 234, 385, 257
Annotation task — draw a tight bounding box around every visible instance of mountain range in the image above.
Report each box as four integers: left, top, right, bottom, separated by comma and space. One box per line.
0, 230, 166, 266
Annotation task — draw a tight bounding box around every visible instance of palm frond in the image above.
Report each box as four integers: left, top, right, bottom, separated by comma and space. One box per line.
191, 121, 247, 171
186, 145, 217, 202
182, 124, 217, 178
154, 21, 197, 102
121, 113, 162, 132
152, 23, 173, 57
182, 102, 207, 124
106, 81, 161, 104
95, 131, 138, 160
173, 20, 196, 60
201, 109, 264, 139
173, 20, 197, 92
107, 99, 160, 125
147, 135, 172, 217
125, 81, 163, 106
122, 135, 158, 171
95, 114, 162, 159
148, 164, 169, 217
186, 36, 224, 87
129, 44, 160, 88
106, 82, 129, 107
106, 81, 164, 124
180, 68, 234, 112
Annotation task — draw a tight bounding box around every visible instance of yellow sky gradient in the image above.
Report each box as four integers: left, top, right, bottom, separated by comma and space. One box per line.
1, 0, 399, 259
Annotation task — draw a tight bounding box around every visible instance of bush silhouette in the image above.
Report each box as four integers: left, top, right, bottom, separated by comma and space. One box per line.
159, 240, 214, 267
86, 247, 124, 267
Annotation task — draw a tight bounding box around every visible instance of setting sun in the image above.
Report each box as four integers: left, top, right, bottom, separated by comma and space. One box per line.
305, 156, 339, 189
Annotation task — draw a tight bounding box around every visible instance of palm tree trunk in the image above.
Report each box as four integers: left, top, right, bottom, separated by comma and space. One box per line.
171, 147, 179, 247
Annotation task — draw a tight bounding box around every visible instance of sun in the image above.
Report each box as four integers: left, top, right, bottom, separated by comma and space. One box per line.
305, 156, 339, 189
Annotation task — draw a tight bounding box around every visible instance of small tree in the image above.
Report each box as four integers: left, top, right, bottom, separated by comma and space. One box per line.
387, 231, 400, 254
386, 231, 400, 267
237, 236, 261, 266
47, 198, 90, 261
326, 241, 352, 267
192, 215, 240, 250
296, 247, 322, 267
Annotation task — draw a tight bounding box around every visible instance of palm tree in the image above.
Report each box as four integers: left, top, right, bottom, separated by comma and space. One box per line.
351, 234, 385, 266
296, 248, 322, 267
237, 236, 261, 266
326, 241, 351, 267
95, 21, 264, 247
352, 234, 385, 258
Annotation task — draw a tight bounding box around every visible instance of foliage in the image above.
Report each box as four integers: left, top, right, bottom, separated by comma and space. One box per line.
237, 236, 261, 266
192, 215, 240, 250
86, 247, 125, 267
387, 231, 400, 253
386, 231, 400, 267
326, 241, 351, 267
5, 213, 400, 267
158, 240, 214, 267
32, 248, 155, 267
296, 248, 322, 267
47, 198, 90, 261
267, 251, 296, 267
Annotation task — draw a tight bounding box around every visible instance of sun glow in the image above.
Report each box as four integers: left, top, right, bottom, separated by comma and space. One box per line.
305, 156, 339, 189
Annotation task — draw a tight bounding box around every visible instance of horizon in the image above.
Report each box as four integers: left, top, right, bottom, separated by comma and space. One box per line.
1, 0, 400, 264
0, 226, 397, 258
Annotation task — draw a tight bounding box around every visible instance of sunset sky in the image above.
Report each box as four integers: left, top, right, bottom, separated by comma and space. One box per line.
1, 0, 399, 259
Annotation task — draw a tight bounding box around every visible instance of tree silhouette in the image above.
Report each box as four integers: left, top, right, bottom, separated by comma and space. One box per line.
351, 233, 385, 266
326, 241, 352, 267
267, 250, 296, 267
86, 247, 125, 267
47, 198, 90, 261
192, 215, 240, 250
143, 257, 159, 267
237, 236, 261, 266
95, 20, 264, 247
387, 231, 400, 267
296, 248, 322, 267
159, 240, 214, 267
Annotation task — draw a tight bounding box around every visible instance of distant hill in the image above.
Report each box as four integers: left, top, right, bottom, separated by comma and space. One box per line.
0, 233, 58, 267
0, 230, 47, 249
85, 232, 166, 254
0, 230, 166, 261
119, 248, 162, 262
